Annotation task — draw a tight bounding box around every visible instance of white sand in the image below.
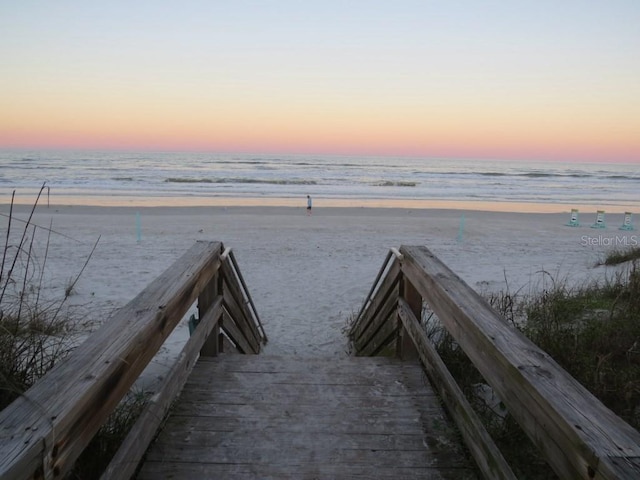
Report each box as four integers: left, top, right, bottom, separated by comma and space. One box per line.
2, 204, 636, 386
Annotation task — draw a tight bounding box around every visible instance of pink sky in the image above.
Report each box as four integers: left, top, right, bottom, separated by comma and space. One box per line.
2, 2, 639, 163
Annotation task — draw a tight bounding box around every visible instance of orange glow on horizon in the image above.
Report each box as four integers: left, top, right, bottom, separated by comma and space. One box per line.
1, 82, 638, 162
2, 2, 638, 163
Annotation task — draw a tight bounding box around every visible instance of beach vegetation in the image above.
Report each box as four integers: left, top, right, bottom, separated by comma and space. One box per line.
600, 246, 640, 266
0, 187, 148, 478
0, 186, 78, 409
71, 390, 151, 479
428, 262, 640, 479
521, 263, 640, 425
64, 277, 76, 297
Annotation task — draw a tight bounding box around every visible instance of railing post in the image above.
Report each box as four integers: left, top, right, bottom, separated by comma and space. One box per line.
199, 270, 222, 356
397, 274, 420, 360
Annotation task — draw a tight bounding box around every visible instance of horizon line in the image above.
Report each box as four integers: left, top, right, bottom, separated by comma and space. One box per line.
1, 146, 638, 165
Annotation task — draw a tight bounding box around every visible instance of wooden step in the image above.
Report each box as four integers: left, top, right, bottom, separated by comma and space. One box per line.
138, 355, 477, 479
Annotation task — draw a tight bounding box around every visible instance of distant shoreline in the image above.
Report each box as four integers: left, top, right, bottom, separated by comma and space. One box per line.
1, 191, 635, 214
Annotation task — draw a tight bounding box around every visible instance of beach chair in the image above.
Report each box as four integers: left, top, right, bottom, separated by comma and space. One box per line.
565, 209, 580, 227
619, 212, 635, 231
590, 210, 606, 229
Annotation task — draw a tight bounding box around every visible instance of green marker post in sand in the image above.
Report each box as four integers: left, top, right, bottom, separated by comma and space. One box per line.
136, 211, 142, 242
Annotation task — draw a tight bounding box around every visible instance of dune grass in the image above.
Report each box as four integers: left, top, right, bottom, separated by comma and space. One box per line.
602, 246, 640, 266
429, 262, 640, 479
0, 187, 147, 479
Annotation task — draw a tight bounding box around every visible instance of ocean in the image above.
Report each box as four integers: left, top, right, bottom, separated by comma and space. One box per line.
0, 150, 638, 211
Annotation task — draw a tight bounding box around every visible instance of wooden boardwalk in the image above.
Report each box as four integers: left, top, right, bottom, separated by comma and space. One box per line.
138, 354, 477, 479
6, 243, 637, 478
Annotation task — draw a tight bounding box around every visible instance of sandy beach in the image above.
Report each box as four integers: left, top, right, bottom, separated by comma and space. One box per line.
2, 203, 636, 386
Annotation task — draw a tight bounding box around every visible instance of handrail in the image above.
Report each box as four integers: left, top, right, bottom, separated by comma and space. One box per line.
351, 245, 640, 480
0, 241, 264, 480
397, 296, 516, 480
101, 294, 224, 480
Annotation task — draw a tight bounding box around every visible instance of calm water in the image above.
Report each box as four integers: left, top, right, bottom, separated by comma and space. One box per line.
0, 150, 638, 209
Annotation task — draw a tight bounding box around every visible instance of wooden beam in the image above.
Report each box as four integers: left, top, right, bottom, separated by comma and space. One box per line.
220, 258, 261, 349
0, 241, 223, 480
397, 276, 419, 360
351, 249, 393, 337
398, 297, 517, 480
199, 271, 221, 357
400, 245, 640, 480
220, 303, 254, 354
229, 249, 267, 344
223, 289, 259, 354
357, 310, 399, 357
101, 295, 223, 480
351, 260, 401, 344
354, 283, 399, 354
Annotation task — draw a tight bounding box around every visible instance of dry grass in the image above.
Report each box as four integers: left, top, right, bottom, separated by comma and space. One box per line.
426, 263, 640, 479
1, 186, 146, 478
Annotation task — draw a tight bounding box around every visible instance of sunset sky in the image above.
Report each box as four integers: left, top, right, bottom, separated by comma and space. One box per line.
1, 1, 639, 162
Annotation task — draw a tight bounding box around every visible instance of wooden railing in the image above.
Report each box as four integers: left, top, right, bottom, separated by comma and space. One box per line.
0, 241, 266, 480
350, 245, 640, 480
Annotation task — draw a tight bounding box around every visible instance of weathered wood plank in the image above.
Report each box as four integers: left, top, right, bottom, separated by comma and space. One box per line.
398, 297, 517, 480
164, 411, 435, 435
144, 435, 446, 465
185, 366, 435, 388
139, 461, 478, 480
396, 274, 420, 359
219, 324, 237, 353
0, 241, 223, 480
223, 287, 259, 353
228, 249, 267, 343
351, 249, 393, 336
194, 353, 413, 371
220, 302, 255, 354
351, 259, 401, 343
220, 256, 262, 348
100, 295, 223, 480
198, 271, 221, 356
173, 384, 429, 406
152, 430, 429, 452
400, 245, 640, 480
139, 355, 477, 479
357, 309, 398, 356
354, 282, 399, 353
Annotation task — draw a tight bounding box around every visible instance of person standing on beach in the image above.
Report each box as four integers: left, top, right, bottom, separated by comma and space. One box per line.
307, 195, 312, 215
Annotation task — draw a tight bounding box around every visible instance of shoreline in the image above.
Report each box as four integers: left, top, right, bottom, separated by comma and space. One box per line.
3, 203, 635, 227
1, 192, 636, 214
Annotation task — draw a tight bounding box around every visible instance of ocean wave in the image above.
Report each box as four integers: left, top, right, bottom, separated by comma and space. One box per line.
222, 159, 368, 168
372, 180, 418, 187
607, 175, 640, 181
458, 171, 592, 178
5, 165, 66, 170
164, 177, 317, 185
112, 177, 134, 181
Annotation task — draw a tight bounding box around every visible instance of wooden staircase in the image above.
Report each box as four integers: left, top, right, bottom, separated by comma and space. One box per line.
138, 354, 477, 479
6, 242, 639, 479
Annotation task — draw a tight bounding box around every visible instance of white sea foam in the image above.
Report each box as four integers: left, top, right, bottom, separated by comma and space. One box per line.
1, 150, 638, 209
